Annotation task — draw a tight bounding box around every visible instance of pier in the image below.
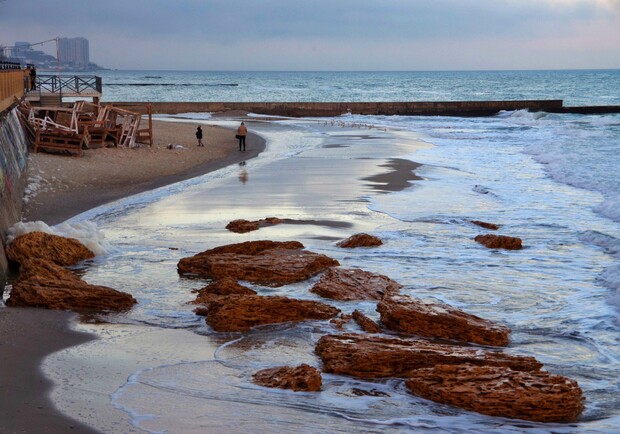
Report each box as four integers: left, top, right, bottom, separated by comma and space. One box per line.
26, 74, 102, 106
110, 100, 620, 117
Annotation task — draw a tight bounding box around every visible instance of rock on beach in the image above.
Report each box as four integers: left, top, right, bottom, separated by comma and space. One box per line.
177, 240, 339, 286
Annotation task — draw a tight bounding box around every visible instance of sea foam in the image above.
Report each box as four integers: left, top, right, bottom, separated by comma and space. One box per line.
7, 220, 111, 256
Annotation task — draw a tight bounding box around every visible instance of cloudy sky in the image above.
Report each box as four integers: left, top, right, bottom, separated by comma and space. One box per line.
1, 0, 619, 70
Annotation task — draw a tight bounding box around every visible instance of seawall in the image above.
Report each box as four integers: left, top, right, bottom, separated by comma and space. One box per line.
0, 104, 29, 292
107, 100, 620, 117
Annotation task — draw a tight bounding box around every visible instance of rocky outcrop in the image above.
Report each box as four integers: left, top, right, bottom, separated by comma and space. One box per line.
310, 267, 401, 301
252, 364, 322, 392
226, 217, 284, 233
6, 258, 137, 312
178, 240, 339, 286
7, 231, 94, 267
315, 334, 541, 379
198, 294, 340, 332
405, 364, 584, 423
336, 233, 383, 248
474, 234, 523, 250
352, 310, 382, 333
192, 278, 256, 304
471, 220, 499, 230
377, 295, 510, 346
330, 313, 352, 330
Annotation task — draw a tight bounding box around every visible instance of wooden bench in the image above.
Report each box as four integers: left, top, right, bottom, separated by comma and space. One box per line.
34, 127, 90, 157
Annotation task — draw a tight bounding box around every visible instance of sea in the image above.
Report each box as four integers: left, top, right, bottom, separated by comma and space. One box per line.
17, 70, 620, 433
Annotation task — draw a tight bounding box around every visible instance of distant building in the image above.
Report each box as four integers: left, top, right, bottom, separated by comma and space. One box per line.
58, 37, 90, 67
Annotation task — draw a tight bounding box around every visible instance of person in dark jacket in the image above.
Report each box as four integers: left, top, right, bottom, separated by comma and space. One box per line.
196, 126, 204, 147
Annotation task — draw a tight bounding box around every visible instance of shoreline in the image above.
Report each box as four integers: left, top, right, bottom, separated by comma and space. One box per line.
1, 117, 266, 433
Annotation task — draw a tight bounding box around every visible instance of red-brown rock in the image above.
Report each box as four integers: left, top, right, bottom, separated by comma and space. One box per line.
474, 234, 523, 250
336, 233, 383, 248
377, 295, 510, 346
7, 231, 95, 267
202, 294, 341, 332
471, 220, 500, 230
330, 313, 353, 330
7, 258, 136, 312
192, 278, 257, 304
178, 240, 339, 286
226, 219, 259, 233
315, 334, 541, 379
252, 364, 322, 392
226, 217, 284, 233
406, 364, 584, 423
352, 310, 382, 333
310, 267, 401, 301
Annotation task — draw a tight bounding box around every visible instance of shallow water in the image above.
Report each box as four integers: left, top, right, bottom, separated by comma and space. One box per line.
42, 113, 620, 433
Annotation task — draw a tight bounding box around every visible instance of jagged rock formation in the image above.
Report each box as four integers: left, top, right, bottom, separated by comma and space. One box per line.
7, 258, 136, 312
252, 364, 322, 392
226, 217, 284, 233
352, 310, 382, 333
7, 231, 94, 267
377, 295, 510, 346
310, 267, 401, 301
405, 364, 584, 423
474, 234, 523, 250
197, 294, 340, 332
192, 278, 257, 304
470, 220, 499, 230
315, 334, 541, 379
336, 233, 383, 248
178, 240, 339, 286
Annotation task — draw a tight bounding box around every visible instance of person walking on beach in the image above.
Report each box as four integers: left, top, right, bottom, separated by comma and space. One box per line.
236, 122, 247, 151
196, 126, 204, 147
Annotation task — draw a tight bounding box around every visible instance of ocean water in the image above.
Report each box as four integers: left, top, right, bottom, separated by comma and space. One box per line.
29, 70, 620, 432
97, 69, 620, 106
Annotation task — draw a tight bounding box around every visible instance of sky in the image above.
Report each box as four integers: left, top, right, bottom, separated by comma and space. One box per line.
1, 0, 619, 71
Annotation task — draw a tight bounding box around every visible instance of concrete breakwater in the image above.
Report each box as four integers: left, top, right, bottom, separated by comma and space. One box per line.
108, 100, 620, 117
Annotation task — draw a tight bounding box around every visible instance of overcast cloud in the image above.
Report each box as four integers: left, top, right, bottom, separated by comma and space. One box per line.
1, 0, 619, 70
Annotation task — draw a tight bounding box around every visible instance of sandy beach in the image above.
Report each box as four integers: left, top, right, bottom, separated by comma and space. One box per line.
1, 117, 265, 433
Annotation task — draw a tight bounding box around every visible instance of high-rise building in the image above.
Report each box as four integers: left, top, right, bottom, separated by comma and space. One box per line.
58, 37, 89, 67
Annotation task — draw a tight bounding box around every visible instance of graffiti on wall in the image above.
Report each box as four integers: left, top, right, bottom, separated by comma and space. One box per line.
0, 108, 28, 205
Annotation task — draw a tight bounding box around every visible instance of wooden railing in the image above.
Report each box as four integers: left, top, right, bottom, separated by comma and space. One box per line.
34, 75, 102, 97
0, 62, 25, 112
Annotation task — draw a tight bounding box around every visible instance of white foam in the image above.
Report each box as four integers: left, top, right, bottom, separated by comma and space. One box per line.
7, 220, 111, 256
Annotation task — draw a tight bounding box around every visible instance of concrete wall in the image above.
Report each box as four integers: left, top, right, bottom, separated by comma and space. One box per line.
109, 100, 565, 117
0, 104, 29, 292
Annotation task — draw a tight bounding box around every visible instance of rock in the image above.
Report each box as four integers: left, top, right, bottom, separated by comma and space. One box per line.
405, 364, 584, 423
330, 314, 352, 330
226, 217, 284, 233
352, 310, 382, 333
474, 234, 523, 250
336, 233, 383, 248
252, 364, 322, 392
377, 295, 510, 346
470, 220, 499, 230
192, 278, 257, 304
7, 258, 137, 312
310, 267, 401, 301
6, 231, 95, 267
178, 240, 339, 286
315, 334, 542, 379
203, 294, 340, 332
226, 219, 259, 233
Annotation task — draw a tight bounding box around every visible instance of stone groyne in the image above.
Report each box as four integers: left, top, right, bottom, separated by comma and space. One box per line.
0, 104, 29, 291
107, 100, 620, 117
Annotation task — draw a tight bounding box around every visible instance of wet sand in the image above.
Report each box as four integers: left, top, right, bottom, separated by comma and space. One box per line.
1, 117, 425, 433
1, 117, 265, 433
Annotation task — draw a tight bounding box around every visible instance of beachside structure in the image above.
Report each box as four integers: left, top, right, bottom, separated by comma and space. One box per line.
26, 74, 102, 106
